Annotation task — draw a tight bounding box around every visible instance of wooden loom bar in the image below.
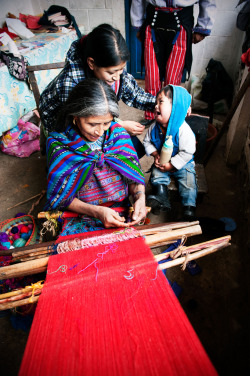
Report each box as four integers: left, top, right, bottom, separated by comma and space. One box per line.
145, 224, 202, 247
10, 222, 197, 259
0, 296, 40, 311
155, 235, 231, 262
158, 241, 231, 270
0, 258, 49, 280
0, 289, 42, 304
0, 224, 201, 280
0, 238, 230, 311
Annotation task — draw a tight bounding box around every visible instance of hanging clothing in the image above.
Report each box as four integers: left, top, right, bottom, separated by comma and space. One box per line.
130, 0, 216, 120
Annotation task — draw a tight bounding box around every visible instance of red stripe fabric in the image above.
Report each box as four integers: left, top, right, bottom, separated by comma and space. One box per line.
144, 25, 187, 120
19, 236, 217, 376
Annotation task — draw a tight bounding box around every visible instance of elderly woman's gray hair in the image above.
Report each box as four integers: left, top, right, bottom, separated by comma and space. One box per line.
56, 78, 119, 131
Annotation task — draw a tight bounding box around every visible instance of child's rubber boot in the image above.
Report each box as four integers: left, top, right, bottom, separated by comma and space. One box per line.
182, 206, 196, 221
147, 184, 171, 214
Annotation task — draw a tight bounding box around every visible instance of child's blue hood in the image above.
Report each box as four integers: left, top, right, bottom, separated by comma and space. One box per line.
166, 85, 192, 139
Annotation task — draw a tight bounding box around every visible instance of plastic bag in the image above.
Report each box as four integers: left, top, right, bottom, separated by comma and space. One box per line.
190, 74, 208, 111
201, 58, 234, 108
0, 119, 40, 158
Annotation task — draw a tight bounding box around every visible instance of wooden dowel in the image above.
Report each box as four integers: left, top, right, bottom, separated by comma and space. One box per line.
12, 243, 54, 258
0, 296, 39, 311
37, 211, 64, 219
140, 221, 200, 236
0, 258, 49, 280
7, 191, 46, 210
158, 241, 230, 270
13, 254, 52, 263
0, 285, 42, 300
13, 249, 54, 261
0, 224, 202, 280
0, 240, 230, 310
11, 222, 199, 258
155, 235, 231, 262
145, 224, 202, 247
0, 289, 42, 304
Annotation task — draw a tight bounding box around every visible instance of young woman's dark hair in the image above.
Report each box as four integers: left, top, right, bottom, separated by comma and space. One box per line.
80, 24, 130, 69
56, 78, 119, 132
157, 85, 173, 101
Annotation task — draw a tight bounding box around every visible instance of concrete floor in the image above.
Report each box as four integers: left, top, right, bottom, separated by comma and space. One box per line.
0, 93, 249, 375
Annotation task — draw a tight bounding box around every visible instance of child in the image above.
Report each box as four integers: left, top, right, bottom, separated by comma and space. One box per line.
143, 84, 197, 220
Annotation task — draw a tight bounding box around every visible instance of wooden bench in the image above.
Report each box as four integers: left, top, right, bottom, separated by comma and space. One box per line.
168, 163, 208, 195
168, 114, 209, 198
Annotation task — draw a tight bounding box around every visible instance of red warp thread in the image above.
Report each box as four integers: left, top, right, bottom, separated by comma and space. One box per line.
19, 236, 218, 376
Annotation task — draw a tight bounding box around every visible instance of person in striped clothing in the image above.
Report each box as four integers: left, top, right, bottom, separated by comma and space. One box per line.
45, 78, 146, 229
130, 0, 216, 122
39, 24, 156, 158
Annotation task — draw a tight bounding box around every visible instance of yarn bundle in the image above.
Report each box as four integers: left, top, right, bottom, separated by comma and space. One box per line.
0, 215, 37, 251
0, 224, 34, 250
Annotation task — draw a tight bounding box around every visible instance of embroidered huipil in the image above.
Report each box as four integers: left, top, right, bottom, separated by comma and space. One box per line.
130, 0, 216, 35
45, 123, 145, 211
76, 135, 129, 207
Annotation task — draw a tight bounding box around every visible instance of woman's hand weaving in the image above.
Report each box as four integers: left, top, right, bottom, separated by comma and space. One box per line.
129, 183, 146, 226
96, 206, 129, 228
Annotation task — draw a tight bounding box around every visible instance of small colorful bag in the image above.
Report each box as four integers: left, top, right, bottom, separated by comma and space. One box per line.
0, 119, 40, 158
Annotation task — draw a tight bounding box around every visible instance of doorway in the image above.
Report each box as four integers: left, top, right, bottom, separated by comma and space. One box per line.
125, 0, 145, 79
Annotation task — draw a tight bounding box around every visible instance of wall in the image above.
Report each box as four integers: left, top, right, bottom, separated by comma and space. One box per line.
0, 0, 246, 82
191, 0, 245, 83
0, 0, 126, 37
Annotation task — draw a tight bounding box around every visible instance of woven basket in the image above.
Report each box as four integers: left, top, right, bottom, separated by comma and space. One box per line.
0, 215, 38, 245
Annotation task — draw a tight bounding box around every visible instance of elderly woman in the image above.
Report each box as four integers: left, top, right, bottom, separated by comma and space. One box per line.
45, 78, 146, 233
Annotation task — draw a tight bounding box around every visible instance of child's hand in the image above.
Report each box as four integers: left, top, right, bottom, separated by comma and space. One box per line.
153, 153, 160, 167
158, 162, 173, 172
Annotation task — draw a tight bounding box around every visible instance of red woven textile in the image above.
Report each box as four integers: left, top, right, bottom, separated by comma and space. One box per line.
19, 236, 217, 376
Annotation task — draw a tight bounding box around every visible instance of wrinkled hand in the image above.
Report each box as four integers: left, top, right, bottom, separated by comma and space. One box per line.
192, 32, 206, 44
97, 206, 129, 228
121, 121, 145, 136
129, 195, 147, 226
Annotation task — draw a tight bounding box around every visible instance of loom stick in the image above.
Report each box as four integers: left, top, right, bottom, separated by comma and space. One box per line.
145, 224, 202, 247
0, 285, 42, 300
13, 254, 53, 263
0, 258, 49, 280
0, 289, 42, 305
12, 249, 54, 261
0, 295, 39, 311
155, 235, 231, 262
0, 225, 202, 279
7, 191, 46, 210
12, 243, 54, 258
158, 241, 230, 270
10, 222, 199, 258
139, 221, 200, 236
0, 240, 231, 311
